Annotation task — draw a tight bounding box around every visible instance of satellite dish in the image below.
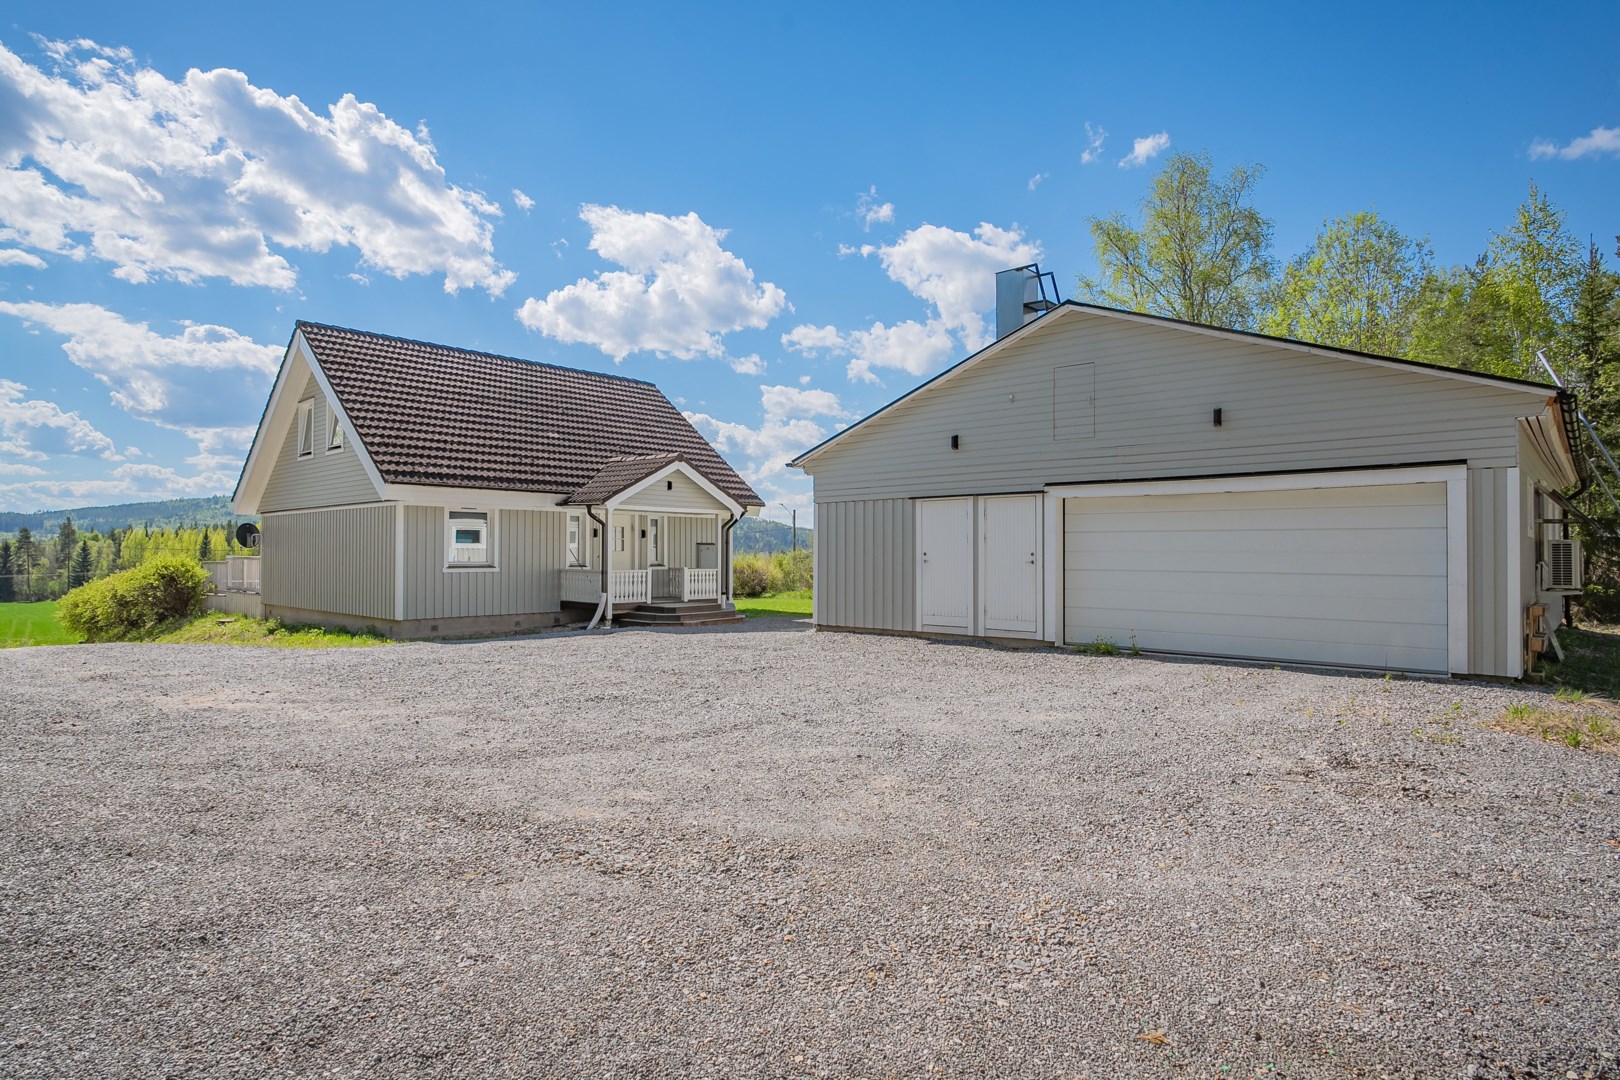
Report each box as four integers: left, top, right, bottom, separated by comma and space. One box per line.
235, 522, 261, 549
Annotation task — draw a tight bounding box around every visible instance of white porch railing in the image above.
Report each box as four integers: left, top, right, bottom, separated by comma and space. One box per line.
563, 566, 720, 605
561, 568, 653, 605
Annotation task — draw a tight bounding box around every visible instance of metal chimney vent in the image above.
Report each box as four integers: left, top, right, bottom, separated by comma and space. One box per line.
995, 264, 1061, 340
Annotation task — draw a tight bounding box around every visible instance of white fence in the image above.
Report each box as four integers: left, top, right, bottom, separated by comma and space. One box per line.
202, 556, 261, 594
562, 566, 720, 605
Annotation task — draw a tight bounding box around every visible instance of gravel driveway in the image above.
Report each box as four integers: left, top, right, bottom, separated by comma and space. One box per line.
3, 622, 1618, 1078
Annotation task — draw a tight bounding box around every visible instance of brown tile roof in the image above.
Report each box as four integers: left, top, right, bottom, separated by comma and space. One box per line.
564, 453, 684, 505
295, 322, 762, 507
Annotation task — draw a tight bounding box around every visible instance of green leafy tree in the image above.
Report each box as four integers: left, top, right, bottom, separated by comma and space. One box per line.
0, 540, 13, 603
1078, 151, 1276, 329
1260, 211, 1433, 356
70, 538, 94, 589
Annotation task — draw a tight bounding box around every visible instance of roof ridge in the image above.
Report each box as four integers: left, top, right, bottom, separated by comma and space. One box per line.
294, 320, 660, 388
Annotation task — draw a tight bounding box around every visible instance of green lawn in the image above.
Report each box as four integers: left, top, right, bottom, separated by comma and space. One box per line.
1544, 622, 1619, 699
0, 601, 78, 647
733, 589, 813, 619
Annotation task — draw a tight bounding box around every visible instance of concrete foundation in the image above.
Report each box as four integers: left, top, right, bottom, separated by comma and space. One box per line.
263, 605, 582, 639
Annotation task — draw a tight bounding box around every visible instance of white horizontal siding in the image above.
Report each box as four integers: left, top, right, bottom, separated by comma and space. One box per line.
259, 375, 379, 512
806, 312, 1544, 501
620, 472, 726, 514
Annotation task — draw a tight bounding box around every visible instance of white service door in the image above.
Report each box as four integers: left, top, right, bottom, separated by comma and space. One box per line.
1064, 483, 1450, 672
918, 498, 973, 633
982, 495, 1042, 637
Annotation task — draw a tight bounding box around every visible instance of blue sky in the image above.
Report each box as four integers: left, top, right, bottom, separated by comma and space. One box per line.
1, 1, 1616, 518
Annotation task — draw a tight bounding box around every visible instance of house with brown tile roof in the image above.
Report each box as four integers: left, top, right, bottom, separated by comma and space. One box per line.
231, 322, 763, 636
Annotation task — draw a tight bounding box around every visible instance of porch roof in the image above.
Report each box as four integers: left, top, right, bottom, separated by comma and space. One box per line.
564, 453, 683, 504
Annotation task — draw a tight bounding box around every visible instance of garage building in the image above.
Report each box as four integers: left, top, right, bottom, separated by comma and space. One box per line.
789, 271, 1584, 678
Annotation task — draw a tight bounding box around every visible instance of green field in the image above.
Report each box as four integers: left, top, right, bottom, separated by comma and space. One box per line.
733, 589, 813, 619
0, 602, 78, 647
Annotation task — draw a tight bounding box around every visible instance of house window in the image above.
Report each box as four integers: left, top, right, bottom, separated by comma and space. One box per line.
446, 510, 493, 567
648, 516, 661, 565
327, 409, 343, 451
296, 400, 314, 458
567, 514, 583, 566
615, 525, 626, 553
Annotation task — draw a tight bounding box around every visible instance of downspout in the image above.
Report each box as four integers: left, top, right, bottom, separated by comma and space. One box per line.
719, 510, 738, 608
586, 505, 610, 629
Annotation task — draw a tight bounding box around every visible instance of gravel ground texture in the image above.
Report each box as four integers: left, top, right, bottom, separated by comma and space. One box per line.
2, 621, 1618, 1079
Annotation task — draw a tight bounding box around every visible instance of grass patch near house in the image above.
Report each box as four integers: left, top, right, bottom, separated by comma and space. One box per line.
152, 615, 392, 648
733, 590, 813, 619
1541, 622, 1619, 700
0, 601, 78, 647
1489, 698, 1620, 754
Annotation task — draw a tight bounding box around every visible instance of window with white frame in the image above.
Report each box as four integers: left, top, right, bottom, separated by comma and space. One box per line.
446, 510, 493, 567
296, 400, 314, 458
327, 408, 343, 451
615, 525, 626, 553
647, 516, 662, 565
567, 514, 583, 566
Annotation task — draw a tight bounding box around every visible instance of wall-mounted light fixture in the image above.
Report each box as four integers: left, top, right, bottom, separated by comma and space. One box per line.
667, 480, 674, 490
950, 434, 960, 450
592, 528, 599, 538
640, 528, 647, 539
1213, 408, 1223, 427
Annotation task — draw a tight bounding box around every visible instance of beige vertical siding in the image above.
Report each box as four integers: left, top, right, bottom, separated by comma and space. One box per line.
262, 504, 395, 620
814, 498, 914, 631
401, 506, 563, 619
806, 311, 1543, 501
259, 375, 380, 512
1467, 467, 1517, 676
620, 472, 726, 513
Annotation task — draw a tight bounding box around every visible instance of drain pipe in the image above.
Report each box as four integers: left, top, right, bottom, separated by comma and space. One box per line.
586, 506, 611, 630
719, 510, 738, 609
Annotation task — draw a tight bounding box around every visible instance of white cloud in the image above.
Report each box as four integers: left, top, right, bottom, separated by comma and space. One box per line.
0, 248, 46, 268
790, 220, 1040, 382
874, 222, 1041, 349
0, 302, 280, 457
781, 323, 845, 355
1081, 122, 1107, 165
798, 374, 811, 385
843, 319, 958, 383
685, 383, 847, 497
0, 460, 239, 512
857, 185, 895, 230
512, 188, 535, 211
1529, 126, 1620, 161
1027, 172, 1050, 191
0, 37, 514, 294
728, 353, 765, 375
0, 379, 120, 461
1119, 131, 1170, 168
516, 204, 787, 361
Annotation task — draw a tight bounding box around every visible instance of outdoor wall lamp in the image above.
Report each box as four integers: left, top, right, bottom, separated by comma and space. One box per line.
1213, 408, 1223, 427
950, 434, 960, 450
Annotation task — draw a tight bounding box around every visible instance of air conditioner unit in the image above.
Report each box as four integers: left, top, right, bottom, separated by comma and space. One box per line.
1539, 538, 1584, 594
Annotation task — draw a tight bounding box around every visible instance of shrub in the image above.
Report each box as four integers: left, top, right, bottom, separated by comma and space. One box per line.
58, 556, 212, 642
774, 548, 814, 592
732, 552, 774, 597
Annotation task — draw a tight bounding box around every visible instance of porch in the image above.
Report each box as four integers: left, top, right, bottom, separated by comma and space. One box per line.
561, 566, 723, 606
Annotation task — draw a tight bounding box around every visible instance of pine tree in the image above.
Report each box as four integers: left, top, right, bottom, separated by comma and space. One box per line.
70, 539, 93, 589
199, 529, 214, 561
0, 540, 13, 603
55, 517, 78, 571
13, 527, 35, 601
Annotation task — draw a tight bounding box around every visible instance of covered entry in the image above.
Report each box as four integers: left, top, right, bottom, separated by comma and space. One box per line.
1056, 467, 1468, 673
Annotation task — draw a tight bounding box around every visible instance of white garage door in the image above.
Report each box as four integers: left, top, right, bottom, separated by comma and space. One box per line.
1064, 483, 1450, 672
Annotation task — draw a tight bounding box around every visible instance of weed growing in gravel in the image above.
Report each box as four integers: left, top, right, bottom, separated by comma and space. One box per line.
1555, 687, 1587, 703
1075, 638, 1121, 656
1489, 701, 1620, 753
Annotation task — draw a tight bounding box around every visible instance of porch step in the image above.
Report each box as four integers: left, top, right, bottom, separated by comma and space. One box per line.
615, 601, 745, 627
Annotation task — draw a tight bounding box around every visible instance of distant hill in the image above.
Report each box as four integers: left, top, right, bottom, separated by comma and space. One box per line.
0, 495, 813, 550
0, 496, 246, 534
734, 516, 812, 554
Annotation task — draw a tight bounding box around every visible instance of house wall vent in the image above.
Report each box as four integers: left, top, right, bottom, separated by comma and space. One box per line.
1539, 538, 1583, 594
995, 264, 1061, 340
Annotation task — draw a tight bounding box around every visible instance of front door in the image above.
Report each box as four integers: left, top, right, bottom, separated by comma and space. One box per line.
918, 498, 972, 633
982, 495, 1042, 637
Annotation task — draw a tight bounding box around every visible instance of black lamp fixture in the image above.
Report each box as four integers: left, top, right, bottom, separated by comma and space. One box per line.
950, 434, 960, 450
1213, 408, 1223, 427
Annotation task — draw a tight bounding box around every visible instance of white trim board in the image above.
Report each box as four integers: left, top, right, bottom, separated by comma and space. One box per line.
1050, 464, 1470, 675
602, 460, 746, 519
